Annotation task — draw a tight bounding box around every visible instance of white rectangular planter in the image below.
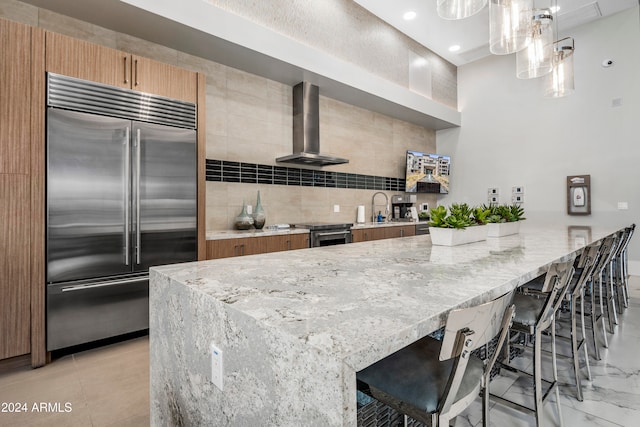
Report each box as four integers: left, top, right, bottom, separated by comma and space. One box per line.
487, 221, 520, 237
429, 225, 487, 246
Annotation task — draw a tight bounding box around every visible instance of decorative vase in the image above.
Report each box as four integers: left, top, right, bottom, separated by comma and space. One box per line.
234, 201, 254, 230
252, 191, 266, 230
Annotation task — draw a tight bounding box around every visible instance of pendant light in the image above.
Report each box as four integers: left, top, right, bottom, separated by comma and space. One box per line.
545, 37, 575, 97
437, 0, 488, 20
516, 10, 554, 79
489, 0, 534, 55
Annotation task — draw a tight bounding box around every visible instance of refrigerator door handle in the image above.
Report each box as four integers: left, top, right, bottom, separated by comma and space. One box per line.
124, 127, 131, 265
135, 128, 142, 265
60, 276, 148, 292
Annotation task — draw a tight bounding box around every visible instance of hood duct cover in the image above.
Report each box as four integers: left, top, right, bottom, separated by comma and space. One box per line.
276, 82, 349, 167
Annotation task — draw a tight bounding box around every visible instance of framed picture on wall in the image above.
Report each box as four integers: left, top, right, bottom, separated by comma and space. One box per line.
567, 175, 591, 215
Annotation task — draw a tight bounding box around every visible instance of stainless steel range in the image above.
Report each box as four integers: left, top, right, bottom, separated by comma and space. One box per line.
293, 223, 353, 247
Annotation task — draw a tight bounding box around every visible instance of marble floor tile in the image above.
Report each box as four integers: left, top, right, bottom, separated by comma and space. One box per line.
455, 276, 640, 426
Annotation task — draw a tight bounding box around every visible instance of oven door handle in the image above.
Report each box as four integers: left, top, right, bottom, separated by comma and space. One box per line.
315, 231, 351, 238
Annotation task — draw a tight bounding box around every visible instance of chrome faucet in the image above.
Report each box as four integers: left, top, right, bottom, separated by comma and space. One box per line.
371, 192, 389, 222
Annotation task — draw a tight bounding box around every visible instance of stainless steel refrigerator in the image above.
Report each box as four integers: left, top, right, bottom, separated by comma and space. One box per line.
46, 73, 197, 351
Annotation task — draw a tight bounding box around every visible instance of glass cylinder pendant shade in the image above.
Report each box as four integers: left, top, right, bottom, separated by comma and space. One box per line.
490, 0, 534, 55
545, 38, 575, 98
516, 10, 554, 79
437, 0, 488, 20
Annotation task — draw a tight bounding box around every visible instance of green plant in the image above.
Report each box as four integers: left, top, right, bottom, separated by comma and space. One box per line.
509, 204, 526, 221
484, 203, 526, 223
428, 203, 476, 229
472, 206, 491, 225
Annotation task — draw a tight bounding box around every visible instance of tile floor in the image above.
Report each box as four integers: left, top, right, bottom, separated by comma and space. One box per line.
1, 278, 639, 427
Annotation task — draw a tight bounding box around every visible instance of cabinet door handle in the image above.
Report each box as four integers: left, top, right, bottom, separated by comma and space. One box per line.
241, 244, 245, 256
287, 239, 291, 250
400, 229, 404, 237
123, 56, 128, 84
134, 59, 139, 86
234, 245, 238, 256
365, 232, 368, 241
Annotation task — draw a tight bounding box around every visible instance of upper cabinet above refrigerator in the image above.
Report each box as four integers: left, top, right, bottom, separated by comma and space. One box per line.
45, 32, 197, 103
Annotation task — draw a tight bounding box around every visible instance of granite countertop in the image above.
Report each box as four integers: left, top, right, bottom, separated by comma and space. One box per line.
351, 221, 420, 229
206, 227, 309, 240
153, 222, 617, 371
150, 222, 620, 425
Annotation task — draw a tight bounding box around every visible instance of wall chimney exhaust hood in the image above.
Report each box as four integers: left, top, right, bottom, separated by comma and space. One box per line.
276, 82, 349, 167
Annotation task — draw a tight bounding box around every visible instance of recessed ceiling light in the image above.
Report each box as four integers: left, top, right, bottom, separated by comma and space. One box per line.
448, 44, 461, 52
403, 11, 417, 21
550, 6, 560, 13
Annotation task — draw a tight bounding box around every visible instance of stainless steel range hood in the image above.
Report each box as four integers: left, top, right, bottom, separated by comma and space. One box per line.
276, 82, 349, 167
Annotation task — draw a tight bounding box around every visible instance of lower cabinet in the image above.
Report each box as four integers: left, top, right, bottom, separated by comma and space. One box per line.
352, 225, 416, 243
0, 175, 31, 360
206, 233, 309, 260
351, 228, 386, 243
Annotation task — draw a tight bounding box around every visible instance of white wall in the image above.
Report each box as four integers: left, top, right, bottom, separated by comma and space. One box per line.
437, 7, 640, 271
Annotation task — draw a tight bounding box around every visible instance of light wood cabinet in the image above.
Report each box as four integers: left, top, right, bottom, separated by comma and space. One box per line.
0, 18, 37, 364
0, 19, 31, 174
132, 55, 197, 103
384, 225, 415, 239
45, 32, 131, 89
206, 233, 310, 260
263, 234, 309, 252
206, 237, 265, 260
0, 175, 31, 360
45, 33, 197, 103
351, 227, 386, 243
352, 225, 416, 242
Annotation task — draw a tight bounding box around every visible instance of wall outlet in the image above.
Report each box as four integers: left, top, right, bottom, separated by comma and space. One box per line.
512, 194, 524, 203
333, 204, 340, 213
512, 186, 524, 194
488, 187, 499, 195
211, 343, 223, 391
488, 195, 499, 204
618, 202, 629, 210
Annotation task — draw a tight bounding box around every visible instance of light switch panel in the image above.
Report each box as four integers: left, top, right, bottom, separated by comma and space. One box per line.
211, 342, 223, 391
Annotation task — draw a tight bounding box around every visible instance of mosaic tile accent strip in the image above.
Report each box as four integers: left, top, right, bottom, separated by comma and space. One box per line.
205, 159, 405, 191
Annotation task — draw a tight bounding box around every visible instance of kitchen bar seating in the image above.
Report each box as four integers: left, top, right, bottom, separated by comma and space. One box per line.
356, 292, 515, 427
589, 235, 619, 356
612, 224, 635, 313
492, 258, 575, 427
521, 242, 600, 401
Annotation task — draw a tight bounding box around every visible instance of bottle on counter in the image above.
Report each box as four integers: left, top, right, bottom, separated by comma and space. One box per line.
377, 211, 383, 222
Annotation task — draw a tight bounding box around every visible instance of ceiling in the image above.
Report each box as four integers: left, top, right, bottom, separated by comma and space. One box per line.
353, 0, 639, 66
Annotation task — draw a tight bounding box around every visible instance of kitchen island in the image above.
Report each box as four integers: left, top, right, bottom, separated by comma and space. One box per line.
149, 223, 619, 426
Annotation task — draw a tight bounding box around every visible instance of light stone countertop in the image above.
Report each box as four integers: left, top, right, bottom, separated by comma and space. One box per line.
206, 221, 421, 241
206, 227, 309, 240
150, 222, 620, 426
351, 221, 422, 229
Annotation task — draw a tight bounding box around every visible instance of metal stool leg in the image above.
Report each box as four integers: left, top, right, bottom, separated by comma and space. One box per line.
534, 329, 544, 427
597, 275, 610, 347
552, 315, 563, 427
570, 295, 583, 401
588, 280, 602, 360
580, 287, 592, 381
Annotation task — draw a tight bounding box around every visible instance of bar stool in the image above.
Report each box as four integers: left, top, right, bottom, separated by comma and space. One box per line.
356, 292, 515, 427
520, 243, 599, 401
492, 258, 575, 427
582, 236, 616, 360
592, 235, 620, 337
612, 225, 635, 312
